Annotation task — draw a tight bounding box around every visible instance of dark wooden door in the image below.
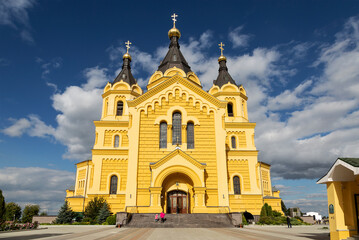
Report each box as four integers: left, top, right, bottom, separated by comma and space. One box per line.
167, 190, 188, 213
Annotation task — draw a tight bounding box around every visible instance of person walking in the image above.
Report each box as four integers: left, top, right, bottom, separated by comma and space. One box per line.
287, 216, 292, 228
160, 212, 165, 223
155, 214, 159, 222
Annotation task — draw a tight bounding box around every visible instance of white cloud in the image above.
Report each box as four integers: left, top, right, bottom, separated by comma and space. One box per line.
0, 167, 74, 214
2, 67, 108, 160
0, 0, 36, 43
228, 26, 251, 48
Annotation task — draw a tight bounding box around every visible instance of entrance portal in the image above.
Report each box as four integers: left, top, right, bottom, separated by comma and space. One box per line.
167, 190, 188, 214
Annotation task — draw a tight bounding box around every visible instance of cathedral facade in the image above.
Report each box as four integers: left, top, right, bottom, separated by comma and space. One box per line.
66, 17, 282, 217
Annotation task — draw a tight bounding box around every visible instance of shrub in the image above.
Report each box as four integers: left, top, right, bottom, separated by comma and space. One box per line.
260, 203, 273, 217
84, 197, 105, 221
22, 205, 40, 223
242, 214, 248, 225
273, 210, 282, 217
106, 215, 116, 225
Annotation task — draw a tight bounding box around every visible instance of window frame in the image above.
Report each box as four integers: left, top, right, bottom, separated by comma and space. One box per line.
172, 112, 182, 145
159, 121, 167, 149
109, 175, 118, 195
231, 136, 236, 149
116, 101, 124, 116
187, 122, 194, 149
233, 176, 241, 195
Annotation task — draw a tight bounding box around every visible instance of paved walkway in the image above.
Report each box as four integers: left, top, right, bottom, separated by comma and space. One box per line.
0, 225, 330, 240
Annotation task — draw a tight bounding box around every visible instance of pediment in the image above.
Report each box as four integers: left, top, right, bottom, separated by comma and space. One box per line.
127, 74, 226, 109
150, 149, 206, 170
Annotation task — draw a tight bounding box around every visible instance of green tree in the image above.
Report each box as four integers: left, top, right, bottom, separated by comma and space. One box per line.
281, 200, 288, 215
84, 197, 105, 221
0, 190, 5, 221
22, 204, 40, 223
97, 202, 111, 224
5, 202, 22, 221
272, 210, 282, 217
40, 211, 48, 216
56, 200, 75, 224
260, 203, 273, 217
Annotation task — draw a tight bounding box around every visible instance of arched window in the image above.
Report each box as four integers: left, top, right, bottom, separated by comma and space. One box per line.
159, 122, 167, 148
187, 122, 194, 149
233, 176, 241, 194
114, 135, 119, 148
172, 112, 182, 145
231, 136, 236, 149
228, 103, 234, 117
110, 175, 118, 194
116, 101, 123, 116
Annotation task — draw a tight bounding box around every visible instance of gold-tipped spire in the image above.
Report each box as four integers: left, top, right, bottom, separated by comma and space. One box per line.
123, 40, 132, 60
218, 42, 227, 62
168, 13, 181, 39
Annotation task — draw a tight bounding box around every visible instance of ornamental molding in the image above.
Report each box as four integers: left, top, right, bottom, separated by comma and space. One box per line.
92, 149, 129, 155
94, 121, 129, 127
225, 122, 256, 129
150, 149, 206, 170
128, 75, 226, 109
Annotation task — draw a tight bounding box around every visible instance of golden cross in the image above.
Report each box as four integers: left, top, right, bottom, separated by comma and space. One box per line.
171, 13, 178, 27
219, 42, 225, 56
125, 40, 132, 54
176, 136, 179, 146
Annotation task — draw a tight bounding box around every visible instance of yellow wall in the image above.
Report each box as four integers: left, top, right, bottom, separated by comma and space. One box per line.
66, 70, 281, 217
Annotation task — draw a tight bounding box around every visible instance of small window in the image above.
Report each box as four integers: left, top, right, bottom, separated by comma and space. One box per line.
228, 103, 234, 117
160, 122, 167, 148
110, 175, 118, 194
187, 122, 194, 149
116, 101, 123, 116
172, 112, 182, 145
231, 136, 236, 149
233, 176, 241, 194
114, 135, 119, 148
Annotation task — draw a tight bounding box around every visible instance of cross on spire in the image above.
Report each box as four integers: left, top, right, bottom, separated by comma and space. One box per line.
125, 40, 132, 54
171, 13, 178, 27
219, 42, 225, 56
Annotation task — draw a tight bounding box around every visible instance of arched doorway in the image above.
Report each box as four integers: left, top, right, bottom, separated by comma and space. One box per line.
160, 172, 194, 214
167, 190, 188, 213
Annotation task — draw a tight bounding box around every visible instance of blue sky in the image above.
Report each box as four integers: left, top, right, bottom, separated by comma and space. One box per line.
1, 0, 359, 215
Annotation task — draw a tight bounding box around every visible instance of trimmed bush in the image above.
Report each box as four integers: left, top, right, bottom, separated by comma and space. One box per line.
106, 215, 116, 225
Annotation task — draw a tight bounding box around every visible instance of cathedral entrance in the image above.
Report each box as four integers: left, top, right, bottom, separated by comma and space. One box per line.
167, 190, 188, 214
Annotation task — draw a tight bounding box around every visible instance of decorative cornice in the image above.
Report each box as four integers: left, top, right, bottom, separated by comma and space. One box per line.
128, 75, 226, 108
225, 122, 256, 129
102, 90, 141, 98
150, 149, 206, 170
227, 150, 258, 157
92, 149, 129, 155
212, 91, 248, 100
94, 121, 129, 127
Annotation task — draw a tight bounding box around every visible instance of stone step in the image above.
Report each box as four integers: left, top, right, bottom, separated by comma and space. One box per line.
125, 213, 234, 228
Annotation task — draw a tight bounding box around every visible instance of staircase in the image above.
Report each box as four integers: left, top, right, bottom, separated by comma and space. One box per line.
346, 235, 359, 240
125, 213, 234, 228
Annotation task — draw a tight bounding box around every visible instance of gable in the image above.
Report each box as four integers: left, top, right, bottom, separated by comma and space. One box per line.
127, 75, 227, 113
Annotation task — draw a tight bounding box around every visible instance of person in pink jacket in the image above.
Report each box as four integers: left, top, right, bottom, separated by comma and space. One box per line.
160, 212, 165, 223
155, 214, 159, 222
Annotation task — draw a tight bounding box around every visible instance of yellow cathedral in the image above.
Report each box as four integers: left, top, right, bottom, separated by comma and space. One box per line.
66, 15, 282, 219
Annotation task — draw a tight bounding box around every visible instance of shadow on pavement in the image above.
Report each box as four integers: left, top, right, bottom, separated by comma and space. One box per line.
299, 233, 330, 240
0, 233, 67, 240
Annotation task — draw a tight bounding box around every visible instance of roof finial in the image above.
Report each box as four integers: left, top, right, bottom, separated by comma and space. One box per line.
219, 42, 225, 56
171, 13, 178, 28
123, 40, 132, 61
125, 40, 132, 54
168, 13, 181, 39
218, 42, 227, 62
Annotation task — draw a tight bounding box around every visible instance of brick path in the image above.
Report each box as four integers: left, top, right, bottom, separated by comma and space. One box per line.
0, 225, 330, 240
